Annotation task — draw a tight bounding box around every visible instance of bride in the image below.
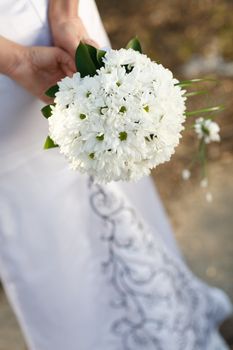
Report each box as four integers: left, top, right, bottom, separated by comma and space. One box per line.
0, 0, 231, 349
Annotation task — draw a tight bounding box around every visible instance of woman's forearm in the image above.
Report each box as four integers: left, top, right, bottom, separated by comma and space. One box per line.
48, 0, 95, 57
49, 0, 79, 23
0, 36, 23, 77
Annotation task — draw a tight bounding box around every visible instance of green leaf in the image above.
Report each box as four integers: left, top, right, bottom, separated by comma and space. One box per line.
41, 104, 55, 119
85, 45, 106, 69
96, 49, 106, 67
45, 85, 59, 98
86, 45, 106, 69
43, 136, 58, 149
86, 45, 99, 68
75, 42, 97, 77
175, 78, 216, 88
184, 90, 208, 97
185, 105, 224, 117
126, 37, 142, 53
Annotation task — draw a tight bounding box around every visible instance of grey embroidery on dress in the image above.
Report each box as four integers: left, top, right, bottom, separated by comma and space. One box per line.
89, 179, 228, 350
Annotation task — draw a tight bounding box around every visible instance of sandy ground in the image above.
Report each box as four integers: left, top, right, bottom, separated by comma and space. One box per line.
0, 290, 26, 350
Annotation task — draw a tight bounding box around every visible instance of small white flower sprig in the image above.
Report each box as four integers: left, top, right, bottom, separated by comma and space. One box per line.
195, 117, 220, 144
181, 84, 223, 201
41, 38, 223, 186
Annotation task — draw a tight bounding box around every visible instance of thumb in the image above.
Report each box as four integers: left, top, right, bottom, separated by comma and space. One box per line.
55, 47, 76, 75
66, 36, 81, 58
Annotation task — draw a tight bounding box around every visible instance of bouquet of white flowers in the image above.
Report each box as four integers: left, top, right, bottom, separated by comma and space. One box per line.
42, 38, 222, 186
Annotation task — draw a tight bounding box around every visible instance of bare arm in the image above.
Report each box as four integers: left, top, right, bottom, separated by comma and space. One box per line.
0, 36, 22, 76
49, 0, 98, 58
49, 0, 79, 23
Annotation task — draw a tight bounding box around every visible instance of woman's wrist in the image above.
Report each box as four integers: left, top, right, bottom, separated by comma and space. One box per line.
0, 36, 25, 78
49, 0, 79, 26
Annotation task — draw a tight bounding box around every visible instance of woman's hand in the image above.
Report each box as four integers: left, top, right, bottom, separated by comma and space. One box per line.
10, 45, 76, 103
49, 0, 98, 58
50, 16, 99, 58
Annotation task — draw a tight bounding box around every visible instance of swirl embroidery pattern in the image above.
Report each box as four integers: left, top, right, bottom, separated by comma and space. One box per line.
89, 179, 229, 350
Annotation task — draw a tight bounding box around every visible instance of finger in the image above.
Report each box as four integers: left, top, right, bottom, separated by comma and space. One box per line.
63, 35, 81, 59
41, 66, 68, 103
82, 38, 100, 49
55, 47, 76, 73
66, 59, 76, 74
61, 64, 75, 78
41, 94, 54, 104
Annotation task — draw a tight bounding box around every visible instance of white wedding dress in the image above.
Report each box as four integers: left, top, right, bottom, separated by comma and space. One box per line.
0, 1, 232, 349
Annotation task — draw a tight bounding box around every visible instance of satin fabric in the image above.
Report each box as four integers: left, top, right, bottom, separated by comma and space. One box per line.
0, 1, 231, 350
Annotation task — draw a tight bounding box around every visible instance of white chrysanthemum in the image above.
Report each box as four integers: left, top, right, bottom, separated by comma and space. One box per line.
194, 117, 220, 144
48, 48, 186, 183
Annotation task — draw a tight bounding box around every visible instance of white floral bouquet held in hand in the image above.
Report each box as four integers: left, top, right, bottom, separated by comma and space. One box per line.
42, 38, 222, 185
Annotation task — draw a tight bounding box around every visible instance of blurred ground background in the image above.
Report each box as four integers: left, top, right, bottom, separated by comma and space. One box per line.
0, 0, 232, 349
